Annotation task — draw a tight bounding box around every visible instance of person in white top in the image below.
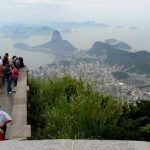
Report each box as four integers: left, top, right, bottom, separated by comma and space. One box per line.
0, 56, 3, 65
0, 108, 12, 140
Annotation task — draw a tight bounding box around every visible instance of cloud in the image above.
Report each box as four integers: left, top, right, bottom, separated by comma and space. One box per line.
13, 0, 52, 4
10, 0, 67, 5
0, 0, 150, 26
2, 0, 150, 10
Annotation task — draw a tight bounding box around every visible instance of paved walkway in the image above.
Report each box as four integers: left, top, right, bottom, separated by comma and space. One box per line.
0, 67, 31, 139
0, 90, 14, 117
0, 82, 14, 139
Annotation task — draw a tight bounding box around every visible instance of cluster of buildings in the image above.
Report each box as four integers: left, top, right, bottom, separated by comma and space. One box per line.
29, 51, 150, 101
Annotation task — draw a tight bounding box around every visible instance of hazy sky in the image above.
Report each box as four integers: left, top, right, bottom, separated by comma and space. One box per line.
0, 0, 150, 27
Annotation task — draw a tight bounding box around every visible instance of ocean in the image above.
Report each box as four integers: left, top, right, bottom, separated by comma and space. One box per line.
0, 26, 149, 69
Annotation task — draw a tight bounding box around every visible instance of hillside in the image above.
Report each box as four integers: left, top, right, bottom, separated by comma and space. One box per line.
89, 41, 150, 74
14, 30, 76, 53
28, 76, 150, 140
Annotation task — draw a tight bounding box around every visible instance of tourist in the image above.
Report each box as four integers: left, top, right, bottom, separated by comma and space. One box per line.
18, 57, 25, 68
3, 53, 9, 67
11, 56, 17, 64
14, 57, 20, 70
0, 56, 3, 65
11, 63, 19, 87
11, 56, 24, 69
4, 64, 13, 94
0, 107, 12, 140
0, 64, 4, 93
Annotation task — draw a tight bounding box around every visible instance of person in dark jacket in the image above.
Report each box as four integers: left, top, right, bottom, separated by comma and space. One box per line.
3, 53, 9, 67
4, 64, 13, 94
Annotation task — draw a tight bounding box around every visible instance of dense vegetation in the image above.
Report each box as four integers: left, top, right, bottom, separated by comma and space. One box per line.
28, 76, 150, 140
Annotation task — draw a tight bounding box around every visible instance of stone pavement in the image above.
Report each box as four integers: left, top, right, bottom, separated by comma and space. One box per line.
0, 140, 150, 150
0, 90, 14, 117
0, 67, 31, 139
0, 82, 14, 139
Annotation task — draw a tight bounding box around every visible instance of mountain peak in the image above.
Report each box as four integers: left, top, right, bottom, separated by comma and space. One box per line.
51, 30, 62, 42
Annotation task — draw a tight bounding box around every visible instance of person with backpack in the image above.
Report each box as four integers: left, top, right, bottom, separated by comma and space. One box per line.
0, 64, 4, 93
3, 53, 9, 67
11, 63, 19, 87
4, 64, 13, 94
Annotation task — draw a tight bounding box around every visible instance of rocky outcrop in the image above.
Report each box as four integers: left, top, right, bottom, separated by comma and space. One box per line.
34, 30, 76, 53
51, 30, 62, 42
89, 41, 150, 74
14, 30, 76, 53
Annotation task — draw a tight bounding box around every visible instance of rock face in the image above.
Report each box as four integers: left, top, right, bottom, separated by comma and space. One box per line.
105, 38, 118, 45
105, 39, 132, 50
34, 30, 76, 53
51, 30, 62, 42
89, 41, 150, 74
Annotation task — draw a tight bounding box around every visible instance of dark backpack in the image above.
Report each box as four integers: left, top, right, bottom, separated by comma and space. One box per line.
4, 68, 12, 79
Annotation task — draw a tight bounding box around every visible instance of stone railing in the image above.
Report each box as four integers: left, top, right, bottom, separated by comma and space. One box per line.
1, 140, 150, 149
8, 67, 31, 139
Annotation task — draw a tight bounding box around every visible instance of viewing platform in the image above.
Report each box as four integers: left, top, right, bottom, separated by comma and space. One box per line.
0, 67, 31, 139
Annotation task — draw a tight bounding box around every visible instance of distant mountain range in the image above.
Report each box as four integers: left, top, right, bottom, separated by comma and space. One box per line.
50, 21, 109, 29
0, 21, 109, 39
14, 30, 150, 74
0, 24, 54, 39
89, 41, 150, 74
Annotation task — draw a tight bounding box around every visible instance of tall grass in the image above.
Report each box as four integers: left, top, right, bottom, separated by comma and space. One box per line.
28, 76, 125, 139
28, 75, 150, 140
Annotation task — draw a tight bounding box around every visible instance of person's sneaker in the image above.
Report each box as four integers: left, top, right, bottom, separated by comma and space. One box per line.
8, 92, 12, 94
